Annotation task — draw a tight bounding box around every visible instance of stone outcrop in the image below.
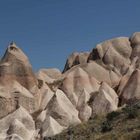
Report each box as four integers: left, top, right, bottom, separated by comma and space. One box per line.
40, 116, 65, 137
45, 89, 81, 127
91, 82, 118, 116
0, 106, 35, 140
0, 42, 38, 91
1, 32, 140, 139
88, 37, 132, 75
63, 52, 90, 72
120, 69, 140, 104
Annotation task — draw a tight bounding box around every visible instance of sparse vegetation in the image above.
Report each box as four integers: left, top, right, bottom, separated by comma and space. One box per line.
50, 103, 140, 140
106, 111, 120, 121
101, 120, 112, 133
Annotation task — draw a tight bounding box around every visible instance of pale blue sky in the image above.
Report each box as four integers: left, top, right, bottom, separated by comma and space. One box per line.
0, 0, 140, 71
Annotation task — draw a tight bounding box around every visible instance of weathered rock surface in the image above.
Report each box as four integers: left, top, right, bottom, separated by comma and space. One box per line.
1, 33, 140, 139
120, 69, 140, 104
36, 68, 62, 84
82, 61, 120, 87
91, 82, 118, 116
0, 106, 35, 140
77, 89, 92, 121
63, 52, 90, 72
0, 42, 38, 91
88, 37, 132, 75
61, 67, 100, 106
45, 89, 81, 127
40, 116, 65, 137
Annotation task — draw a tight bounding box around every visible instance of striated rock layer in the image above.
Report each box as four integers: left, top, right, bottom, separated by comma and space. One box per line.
0, 32, 140, 139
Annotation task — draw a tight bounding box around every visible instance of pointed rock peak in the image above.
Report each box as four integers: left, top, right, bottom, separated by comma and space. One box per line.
9, 41, 18, 48
1, 42, 29, 64
42, 116, 65, 137
7, 41, 21, 53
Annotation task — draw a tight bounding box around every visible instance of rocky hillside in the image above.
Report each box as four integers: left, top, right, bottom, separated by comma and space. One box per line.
52, 102, 140, 140
0, 32, 140, 140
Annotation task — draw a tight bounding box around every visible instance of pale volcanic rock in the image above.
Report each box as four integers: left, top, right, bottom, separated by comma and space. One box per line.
36, 68, 62, 84
7, 119, 32, 140
91, 82, 118, 116
77, 89, 92, 121
78, 105, 92, 122
0, 42, 38, 91
41, 116, 65, 137
130, 32, 140, 45
0, 42, 40, 115
63, 52, 90, 72
88, 37, 132, 75
36, 110, 47, 129
82, 61, 120, 87
0, 106, 35, 140
61, 67, 100, 106
117, 65, 135, 96
0, 97, 16, 119
1, 33, 140, 139
130, 32, 140, 57
38, 81, 54, 110
100, 82, 119, 105
0, 106, 35, 131
120, 69, 140, 104
5, 134, 24, 140
0, 81, 38, 118
46, 89, 81, 127
130, 32, 140, 69
77, 88, 91, 109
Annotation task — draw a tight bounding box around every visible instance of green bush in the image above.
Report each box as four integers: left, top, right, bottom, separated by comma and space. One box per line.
123, 106, 138, 119
107, 111, 120, 121
101, 120, 112, 133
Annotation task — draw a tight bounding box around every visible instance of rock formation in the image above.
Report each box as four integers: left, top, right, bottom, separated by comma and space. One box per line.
0, 32, 140, 139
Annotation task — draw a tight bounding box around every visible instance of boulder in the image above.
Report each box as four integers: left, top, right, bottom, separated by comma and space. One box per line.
46, 89, 81, 127
41, 116, 65, 137
91, 82, 118, 116
120, 69, 140, 104
77, 89, 92, 121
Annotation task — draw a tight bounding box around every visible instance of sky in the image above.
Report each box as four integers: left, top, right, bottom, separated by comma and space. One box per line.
0, 0, 140, 71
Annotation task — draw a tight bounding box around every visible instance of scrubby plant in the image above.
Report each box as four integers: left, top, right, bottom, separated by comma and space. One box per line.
123, 105, 138, 119
101, 120, 112, 133
107, 111, 120, 121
